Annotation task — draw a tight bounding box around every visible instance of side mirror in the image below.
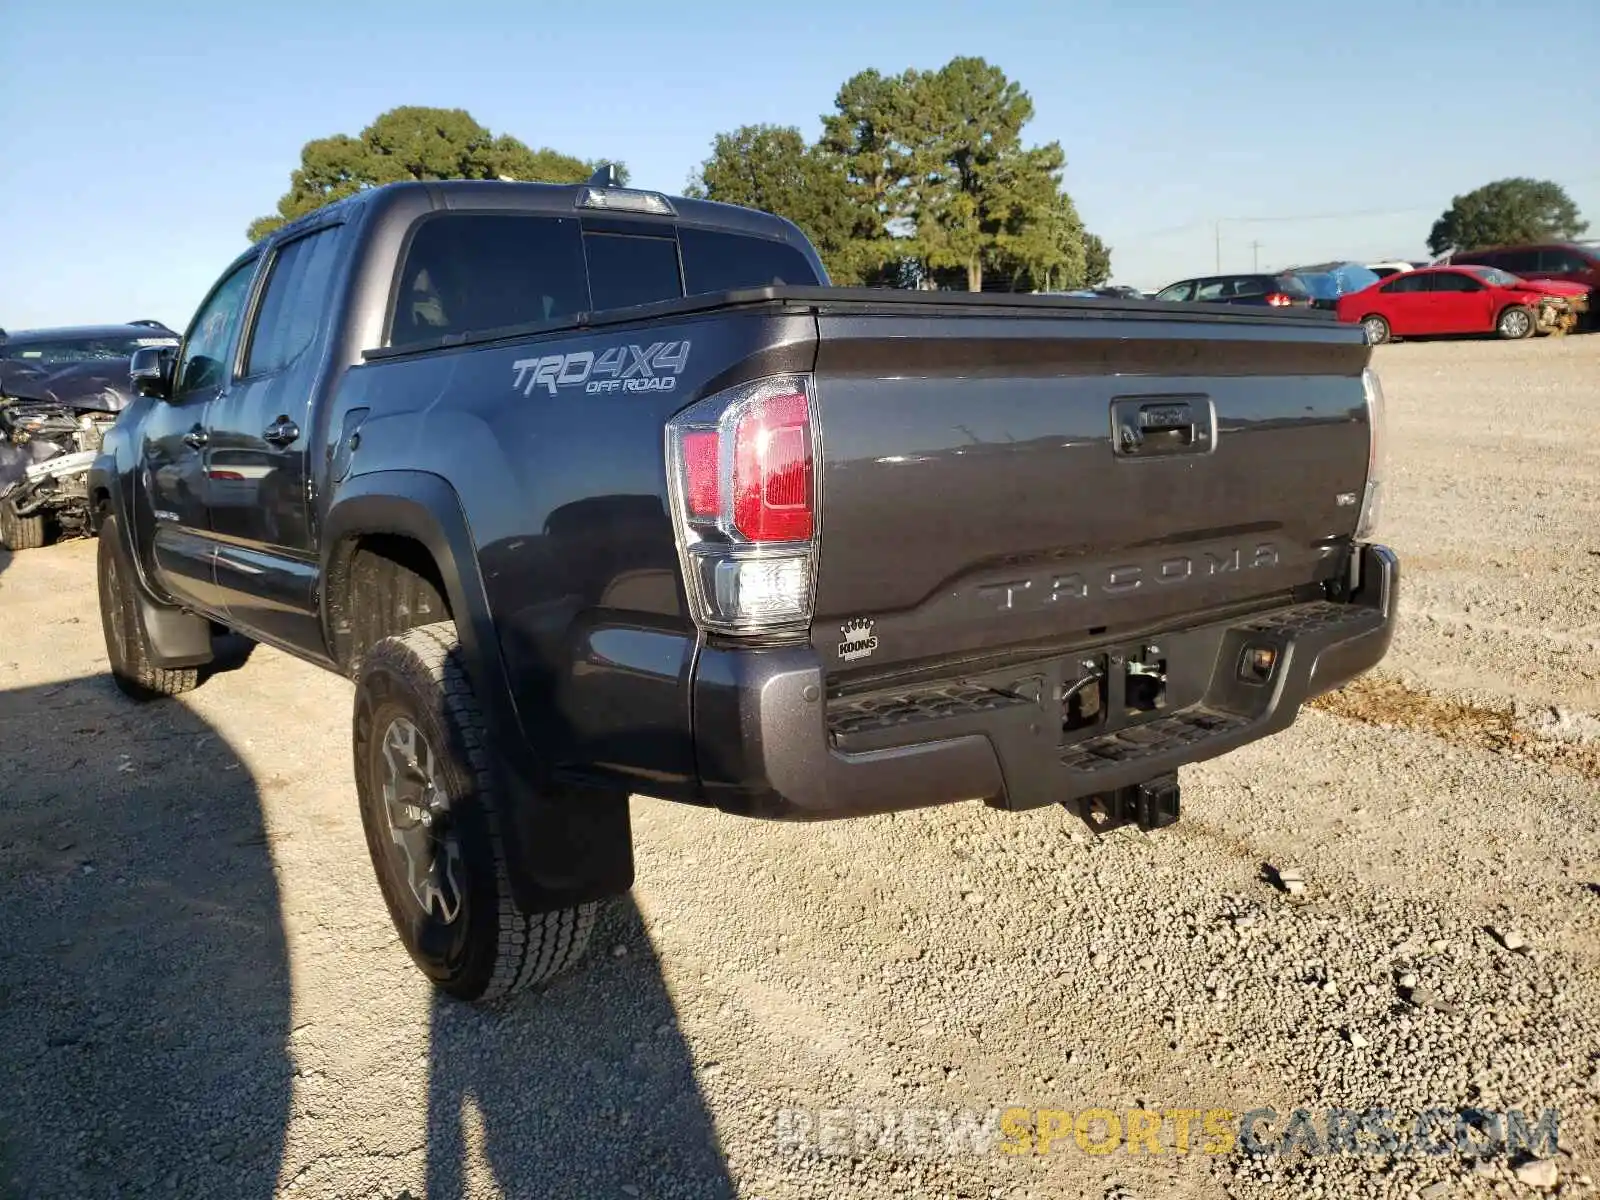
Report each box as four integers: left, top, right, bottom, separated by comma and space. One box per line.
130, 345, 175, 400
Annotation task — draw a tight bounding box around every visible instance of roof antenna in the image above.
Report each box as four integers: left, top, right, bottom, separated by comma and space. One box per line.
587, 163, 621, 188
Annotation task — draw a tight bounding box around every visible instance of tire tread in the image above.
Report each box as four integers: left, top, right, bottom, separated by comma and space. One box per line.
0, 500, 48, 551
365, 621, 595, 1001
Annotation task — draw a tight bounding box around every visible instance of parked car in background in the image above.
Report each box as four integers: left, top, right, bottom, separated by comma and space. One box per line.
0, 321, 177, 367
1443, 242, 1599, 290
1152, 273, 1316, 307
1335, 265, 1583, 345
1053, 285, 1149, 301
1, 321, 181, 549
1284, 263, 1382, 311
1441, 242, 1599, 326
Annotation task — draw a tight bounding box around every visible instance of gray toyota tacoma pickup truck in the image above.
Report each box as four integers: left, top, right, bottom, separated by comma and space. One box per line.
90, 171, 1398, 1003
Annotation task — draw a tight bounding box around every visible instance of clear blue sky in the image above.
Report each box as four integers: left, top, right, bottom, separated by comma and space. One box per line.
4, 0, 1597, 328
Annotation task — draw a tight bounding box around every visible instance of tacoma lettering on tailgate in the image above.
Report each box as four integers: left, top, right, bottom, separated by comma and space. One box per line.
976, 543, 1280, 611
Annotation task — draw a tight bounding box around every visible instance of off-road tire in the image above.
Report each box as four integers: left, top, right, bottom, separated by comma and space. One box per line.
353, 620, 598, 1003
1496, 304, 1535, 340
0, 499, 47, 551
97, 511, 199, 699
1360, 314, 1391, 346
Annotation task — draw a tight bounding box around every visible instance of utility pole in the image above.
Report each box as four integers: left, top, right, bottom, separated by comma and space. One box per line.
1214, 221, 1222, 273
1250, 240, 1262, 271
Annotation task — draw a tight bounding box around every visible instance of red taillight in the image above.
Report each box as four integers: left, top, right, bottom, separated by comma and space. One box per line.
681, 430, 721, 518
1266, 292, 1293, 307
732, 391, 812, 542
666, 375, 819, 635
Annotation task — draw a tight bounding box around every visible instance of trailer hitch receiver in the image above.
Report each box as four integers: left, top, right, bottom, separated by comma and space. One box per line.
1066, 773, 1181, 834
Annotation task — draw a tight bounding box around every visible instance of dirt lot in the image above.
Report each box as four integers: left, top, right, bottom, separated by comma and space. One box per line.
1, 334, 1597, 1200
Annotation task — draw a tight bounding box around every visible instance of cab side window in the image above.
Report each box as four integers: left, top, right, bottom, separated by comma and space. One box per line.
244, 227, 343, 377
389, 214, 589, 347
1433, 272, 1483, 292
176, 261, 256, 395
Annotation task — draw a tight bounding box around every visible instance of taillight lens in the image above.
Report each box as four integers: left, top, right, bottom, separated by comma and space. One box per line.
667, 375, 818, 635
681, 430, 721, 518
1266, 292, 1293, 307
733, 391, 813, 541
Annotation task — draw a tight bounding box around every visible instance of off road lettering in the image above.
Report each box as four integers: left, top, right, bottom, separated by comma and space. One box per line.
513, 340, 692, 396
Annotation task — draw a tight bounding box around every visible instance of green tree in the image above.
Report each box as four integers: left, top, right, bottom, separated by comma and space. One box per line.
818, 68, 917, 277
1081, 232, 1112, 287
685, 124, 862, 282
1427, 177, 1587, 257
896, 57, 1075, 292
988, 191, 1087, 292
692, 59, 1092, 291
247, 106, 624, 242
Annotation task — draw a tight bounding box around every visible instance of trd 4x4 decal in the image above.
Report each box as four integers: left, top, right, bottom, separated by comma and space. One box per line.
512, 341, 692, 397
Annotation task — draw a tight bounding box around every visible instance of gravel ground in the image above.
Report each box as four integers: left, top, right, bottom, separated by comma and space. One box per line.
1, 334, 1596, 1200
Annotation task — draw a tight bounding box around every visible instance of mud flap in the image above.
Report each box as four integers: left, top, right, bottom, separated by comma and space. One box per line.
105, 518, 214, 668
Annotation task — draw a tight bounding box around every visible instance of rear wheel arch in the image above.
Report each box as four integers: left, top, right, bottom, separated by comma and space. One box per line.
321, 471, 634, 917
325, 530, 453, 674
319, 474, 489, 678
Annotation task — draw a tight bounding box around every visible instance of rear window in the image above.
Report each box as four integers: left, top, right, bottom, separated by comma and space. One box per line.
1272, 275, 1311, 297
679, 227, 820, 293
584, 232, 682, 311
389, 212, 823, 347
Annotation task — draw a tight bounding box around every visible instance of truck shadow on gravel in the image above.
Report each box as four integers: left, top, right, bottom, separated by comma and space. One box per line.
0, 675, 291, 1199
423, 899, 736, 1199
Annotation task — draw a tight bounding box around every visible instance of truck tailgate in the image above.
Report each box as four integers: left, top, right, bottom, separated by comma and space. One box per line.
807, 306, 1372, 679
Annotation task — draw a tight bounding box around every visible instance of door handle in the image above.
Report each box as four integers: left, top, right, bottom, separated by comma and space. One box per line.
182, 424, 208, 449
263, 416, 301, 448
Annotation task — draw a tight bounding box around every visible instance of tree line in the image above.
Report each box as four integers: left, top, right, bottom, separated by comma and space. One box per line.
246, 70, 1589, 291
246, 57, 1112, 292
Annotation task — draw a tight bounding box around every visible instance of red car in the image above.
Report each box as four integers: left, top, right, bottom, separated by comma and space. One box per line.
1336, 265, 1586, 345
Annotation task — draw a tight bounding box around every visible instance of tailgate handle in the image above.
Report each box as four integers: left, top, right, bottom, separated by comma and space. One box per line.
1112, 396, 1213, 458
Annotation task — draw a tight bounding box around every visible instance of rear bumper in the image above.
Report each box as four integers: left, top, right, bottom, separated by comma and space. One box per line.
692, 543, 1398, 820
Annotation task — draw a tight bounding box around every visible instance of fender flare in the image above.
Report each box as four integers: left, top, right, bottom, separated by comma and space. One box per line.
321, 470, 633, 912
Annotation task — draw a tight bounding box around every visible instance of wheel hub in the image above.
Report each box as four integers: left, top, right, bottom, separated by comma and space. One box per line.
379, 716, 463, 924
